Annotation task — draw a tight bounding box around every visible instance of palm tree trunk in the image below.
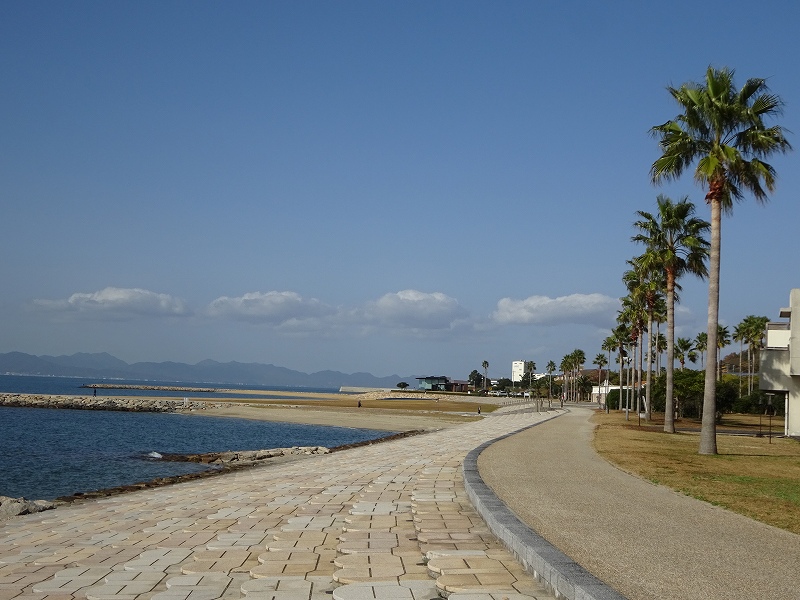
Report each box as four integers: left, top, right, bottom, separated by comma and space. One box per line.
645, 312, 653, 420
637, 333, 643, 415
700, 197, 722, 455
738, 339, 743, 398
664, 273, 676, 433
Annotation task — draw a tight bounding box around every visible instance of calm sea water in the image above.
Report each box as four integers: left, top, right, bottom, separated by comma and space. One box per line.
0, 374, 341, 400
0, 376, 384, 501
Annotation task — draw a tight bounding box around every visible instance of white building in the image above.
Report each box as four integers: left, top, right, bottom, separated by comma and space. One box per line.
511, 360, 525, 383
759, 288, 800, 437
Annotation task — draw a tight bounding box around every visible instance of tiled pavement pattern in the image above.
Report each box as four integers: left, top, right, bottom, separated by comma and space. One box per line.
0, 409, 561, 600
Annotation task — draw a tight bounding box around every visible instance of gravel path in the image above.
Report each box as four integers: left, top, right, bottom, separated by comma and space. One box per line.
477, 406, 800, 600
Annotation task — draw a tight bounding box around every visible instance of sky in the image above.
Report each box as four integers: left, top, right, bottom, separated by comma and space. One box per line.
1, 1, 798, 381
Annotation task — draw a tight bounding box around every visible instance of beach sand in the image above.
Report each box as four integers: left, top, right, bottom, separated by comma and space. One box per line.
190, 389, 483, 431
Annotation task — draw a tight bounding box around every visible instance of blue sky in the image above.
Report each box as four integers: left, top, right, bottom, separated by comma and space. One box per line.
2, 1, 798, 380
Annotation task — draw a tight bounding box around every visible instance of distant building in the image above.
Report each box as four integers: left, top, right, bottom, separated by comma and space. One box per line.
759, 288, 800, 437
591, 383, 617, 405
511, 361, 525, 383
416, 376, 469, 393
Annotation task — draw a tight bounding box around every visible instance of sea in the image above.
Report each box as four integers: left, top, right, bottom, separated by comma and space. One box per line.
0, 374, 387, 501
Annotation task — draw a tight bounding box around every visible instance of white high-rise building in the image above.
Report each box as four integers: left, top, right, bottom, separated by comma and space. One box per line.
511, 360, 525, 383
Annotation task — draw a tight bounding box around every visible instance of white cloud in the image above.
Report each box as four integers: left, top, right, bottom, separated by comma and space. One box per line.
491, 293, 619, 327
206, 291, 335, 325
33, 287, 190, 319
363, 290, 469, 330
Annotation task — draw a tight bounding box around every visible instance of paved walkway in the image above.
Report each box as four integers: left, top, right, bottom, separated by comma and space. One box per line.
0, 408, 561, 600
478, 406, 800, 600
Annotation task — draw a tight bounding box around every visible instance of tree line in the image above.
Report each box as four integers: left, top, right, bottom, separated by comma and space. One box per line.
606, 66, 790, 454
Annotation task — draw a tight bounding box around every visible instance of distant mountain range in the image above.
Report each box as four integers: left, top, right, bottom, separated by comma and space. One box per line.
0, 352, 417, 389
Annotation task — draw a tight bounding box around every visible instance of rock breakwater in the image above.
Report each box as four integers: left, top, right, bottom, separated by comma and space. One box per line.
155, 446, 330, 465
0, 393, 226, 413
0, 496, 56, 520
81, 384, 218, 392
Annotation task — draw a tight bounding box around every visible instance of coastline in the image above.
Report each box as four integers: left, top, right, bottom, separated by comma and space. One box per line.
1, 389, 482, 512
0, 389, 480, 432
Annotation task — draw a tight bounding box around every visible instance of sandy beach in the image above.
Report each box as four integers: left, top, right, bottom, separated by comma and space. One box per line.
0, 387, 487, 433
189, 389, 484, 431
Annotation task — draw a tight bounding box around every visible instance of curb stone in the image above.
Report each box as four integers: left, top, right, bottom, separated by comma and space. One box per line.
462, 411, 627, 600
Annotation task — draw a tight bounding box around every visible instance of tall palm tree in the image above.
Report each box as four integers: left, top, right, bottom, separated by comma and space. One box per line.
651, 66, 792, 454
620, 288, 646, 416
594, 353, 608, 407
608, 326, 628, 412
632, 196, 709, 433
695, 332, 708, 369
481, 360, 489, 391
674, 337, 695, 370
546, 360, 556, 399
733, 321, 746, 396
742, 315, 769, 394
652, 296, 668, 374
717, 325, 731, 380
625, 255, 666, 420
559, 356, 570, 405
572, 349, 586, 403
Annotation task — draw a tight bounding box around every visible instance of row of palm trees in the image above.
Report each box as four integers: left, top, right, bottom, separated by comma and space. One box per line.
608, 66, 790, 454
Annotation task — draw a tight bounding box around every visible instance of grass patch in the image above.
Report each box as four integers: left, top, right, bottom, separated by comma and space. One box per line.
592, 410, 800, 534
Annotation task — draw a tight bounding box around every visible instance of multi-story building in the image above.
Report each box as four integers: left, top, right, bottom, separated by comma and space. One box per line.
759, 288, 800, 437
511, 360, 525, 383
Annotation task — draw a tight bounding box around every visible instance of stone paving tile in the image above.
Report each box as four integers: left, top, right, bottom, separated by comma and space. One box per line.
121, 548, 194, 572
332, 579, 438, 600
447, 594, 541, 600
83, 569, 166, 599
151, 572, 234, 600
240, 575, 335, 600
31, 566, 112, 594
0, 409, 560, 600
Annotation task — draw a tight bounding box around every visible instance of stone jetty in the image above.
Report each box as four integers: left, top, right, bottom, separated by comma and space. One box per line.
0, 393, 227, 413
81, 384, 219, 392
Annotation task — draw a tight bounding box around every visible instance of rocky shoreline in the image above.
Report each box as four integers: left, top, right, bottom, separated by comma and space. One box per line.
0, 392, 426, 520
0, 392, 228, 412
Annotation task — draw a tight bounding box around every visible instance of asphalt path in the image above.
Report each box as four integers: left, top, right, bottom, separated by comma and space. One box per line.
477, 406, 800, 600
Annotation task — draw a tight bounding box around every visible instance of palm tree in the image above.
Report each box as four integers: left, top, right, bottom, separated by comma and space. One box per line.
482, 360, 489, 392
546, 360, 556, 400
632, 196, 709, 433
744, 316, 769, 394
651, 66, 792, 454
608, 326, 628, 412
674, 337, 694, 370
625, 255, 666, 420
695, 332, 708, 369
594, 353, 608, 407
733, 321, 746, 396
620, 287, 646, 416
572, 349, 586, 402
655, 327, 667, 373
651, 295, 667, 374
575, 375, 593, 402
559, 356, 570, 406
717, 325, 731, 381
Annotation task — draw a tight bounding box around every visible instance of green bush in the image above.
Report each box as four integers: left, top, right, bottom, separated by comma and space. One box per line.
606, 389, 620, 410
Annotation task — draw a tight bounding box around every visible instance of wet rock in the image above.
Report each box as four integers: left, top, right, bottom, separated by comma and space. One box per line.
0, 496, 56, 521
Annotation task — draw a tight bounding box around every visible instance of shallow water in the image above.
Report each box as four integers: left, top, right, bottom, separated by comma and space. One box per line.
0, 406, 386, 500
